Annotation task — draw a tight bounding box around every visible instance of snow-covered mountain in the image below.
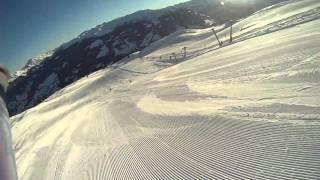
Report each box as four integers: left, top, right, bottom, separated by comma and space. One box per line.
8, 0, 286, 116
10, 51, 54, 81
10, 0, 320, 179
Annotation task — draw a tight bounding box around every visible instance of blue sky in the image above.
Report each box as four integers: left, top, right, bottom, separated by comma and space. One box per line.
0, 0, 188, 72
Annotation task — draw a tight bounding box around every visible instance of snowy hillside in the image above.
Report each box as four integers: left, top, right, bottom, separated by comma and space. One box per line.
59, 0, 274, 49
11, 0, 320, 179
7, 6, 213, 116
7, 0, 286, 116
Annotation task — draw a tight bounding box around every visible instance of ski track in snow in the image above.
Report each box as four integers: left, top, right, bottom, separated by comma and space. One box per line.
11, 0, 320, 179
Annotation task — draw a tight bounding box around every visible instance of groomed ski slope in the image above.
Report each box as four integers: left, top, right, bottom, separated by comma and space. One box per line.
11, 0, 320, 179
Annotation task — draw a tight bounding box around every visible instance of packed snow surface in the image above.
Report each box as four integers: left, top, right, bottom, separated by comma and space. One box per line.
11, 0, 320, 179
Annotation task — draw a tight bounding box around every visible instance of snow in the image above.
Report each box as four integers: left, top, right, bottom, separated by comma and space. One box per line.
29, 73, 60, 106
8, 82, 33, 114
60, 8, 171, 50
88, 39, 104, 49
141, 32, 162, 48
96, 46, 109, 59
217, 0, 320, 43
58, 0, 220, 50
11, 0, 320, 179
112, 40, 137, 56
141, 32, 154, 47
11, 51, 54, 81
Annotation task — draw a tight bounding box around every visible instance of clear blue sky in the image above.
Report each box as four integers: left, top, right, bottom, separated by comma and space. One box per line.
0, 0, 188, 72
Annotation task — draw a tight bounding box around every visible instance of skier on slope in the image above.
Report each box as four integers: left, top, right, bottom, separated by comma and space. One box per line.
0, 65, 18, 180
